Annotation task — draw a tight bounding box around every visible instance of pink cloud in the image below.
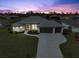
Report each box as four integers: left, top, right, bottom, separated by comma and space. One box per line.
0, 3, 79, 13
38, 3, 79, 13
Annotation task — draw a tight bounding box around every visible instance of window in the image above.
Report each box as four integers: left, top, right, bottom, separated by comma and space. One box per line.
32, 24, 38, 30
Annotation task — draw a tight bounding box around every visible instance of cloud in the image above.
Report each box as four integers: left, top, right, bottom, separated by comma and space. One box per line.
37, 3, 79, 13
0, 0, 79, 13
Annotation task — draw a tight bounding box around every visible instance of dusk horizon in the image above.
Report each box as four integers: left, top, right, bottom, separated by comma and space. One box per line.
0, 0, 79, 13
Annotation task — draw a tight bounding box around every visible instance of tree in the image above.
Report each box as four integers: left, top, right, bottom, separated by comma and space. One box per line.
26, 11, 33, 15
74, 12, 79, 15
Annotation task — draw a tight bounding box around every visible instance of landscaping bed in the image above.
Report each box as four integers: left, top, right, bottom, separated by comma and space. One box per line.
28, 30, 40, 35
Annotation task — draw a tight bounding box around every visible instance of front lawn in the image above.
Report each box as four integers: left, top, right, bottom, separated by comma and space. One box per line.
0, 28, 38, 58
60, 29, 79, 58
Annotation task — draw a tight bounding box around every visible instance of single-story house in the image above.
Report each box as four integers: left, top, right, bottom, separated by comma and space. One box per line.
0, 21, 8, 28
61, 17, 79, 33
12, 15, 63, 34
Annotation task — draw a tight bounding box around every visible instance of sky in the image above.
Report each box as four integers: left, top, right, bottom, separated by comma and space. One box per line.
0, 0, 79, 13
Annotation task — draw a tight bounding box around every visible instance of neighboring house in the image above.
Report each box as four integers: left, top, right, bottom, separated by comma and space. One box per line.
0, 23, 3, 27
12, 15, 63, 34
61, 18, 79, 33
0, 22, 7, 28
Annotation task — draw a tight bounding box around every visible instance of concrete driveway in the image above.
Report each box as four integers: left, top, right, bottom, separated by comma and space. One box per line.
36, 33, 66, 58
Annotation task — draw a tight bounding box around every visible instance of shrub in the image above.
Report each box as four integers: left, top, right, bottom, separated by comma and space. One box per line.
63, 29, 72, 35
13, 31, 24, 34
28, 30, 39, 34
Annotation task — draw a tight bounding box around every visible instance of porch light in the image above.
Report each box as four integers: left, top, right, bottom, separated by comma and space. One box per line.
20, 26, 23, 28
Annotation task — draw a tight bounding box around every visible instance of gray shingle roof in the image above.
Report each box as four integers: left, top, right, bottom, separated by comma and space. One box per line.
40, 20, 62, 27
14, 16, 47, 24
13, 15, 62, 27
62, 19, 79, 28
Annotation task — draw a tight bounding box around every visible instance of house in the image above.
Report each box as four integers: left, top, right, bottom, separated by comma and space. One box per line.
0, 21, 8, 28
0, 22, 3, 27
61, 17, 79, 33
12, 15, 63, 34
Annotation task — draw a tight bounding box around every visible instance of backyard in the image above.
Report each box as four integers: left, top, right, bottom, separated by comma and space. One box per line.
60, 29, 79, 58
0, 28, 38, 58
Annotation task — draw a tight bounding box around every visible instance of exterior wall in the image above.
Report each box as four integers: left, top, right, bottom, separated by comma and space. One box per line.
25, 24, 39, 31
12, 26, 25, 32
61, 27, 64, 33
12, 24, 63, 33
13, 24, 40, 33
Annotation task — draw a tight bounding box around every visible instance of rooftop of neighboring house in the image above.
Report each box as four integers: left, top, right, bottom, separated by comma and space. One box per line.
62, 16, 79, 28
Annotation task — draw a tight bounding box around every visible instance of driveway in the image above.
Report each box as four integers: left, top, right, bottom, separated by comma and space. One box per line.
36, 33, 66, 58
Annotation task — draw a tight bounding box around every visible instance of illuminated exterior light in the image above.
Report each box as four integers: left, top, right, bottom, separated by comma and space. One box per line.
20, 26, 23, 28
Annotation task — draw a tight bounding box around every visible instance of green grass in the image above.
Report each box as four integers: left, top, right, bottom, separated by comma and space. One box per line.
60, 30, 79, 58
0, 28, 38, 58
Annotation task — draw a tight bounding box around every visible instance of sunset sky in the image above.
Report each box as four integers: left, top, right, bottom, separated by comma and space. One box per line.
0, 0, 79, 13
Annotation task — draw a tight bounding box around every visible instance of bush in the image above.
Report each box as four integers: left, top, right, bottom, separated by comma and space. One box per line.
13, 31, 24, 34
74, 32, 79, 38
28, 30, 39, 34
63, 29, 72, 35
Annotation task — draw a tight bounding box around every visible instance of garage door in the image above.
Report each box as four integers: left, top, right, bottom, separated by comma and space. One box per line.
55, 27, 61, 33
40, 27, 53, 33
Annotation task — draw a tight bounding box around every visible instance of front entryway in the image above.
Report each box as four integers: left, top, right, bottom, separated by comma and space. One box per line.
25, 24, 39, 31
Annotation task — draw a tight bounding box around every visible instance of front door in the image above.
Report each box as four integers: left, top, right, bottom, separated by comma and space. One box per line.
25, 24, 31, 31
